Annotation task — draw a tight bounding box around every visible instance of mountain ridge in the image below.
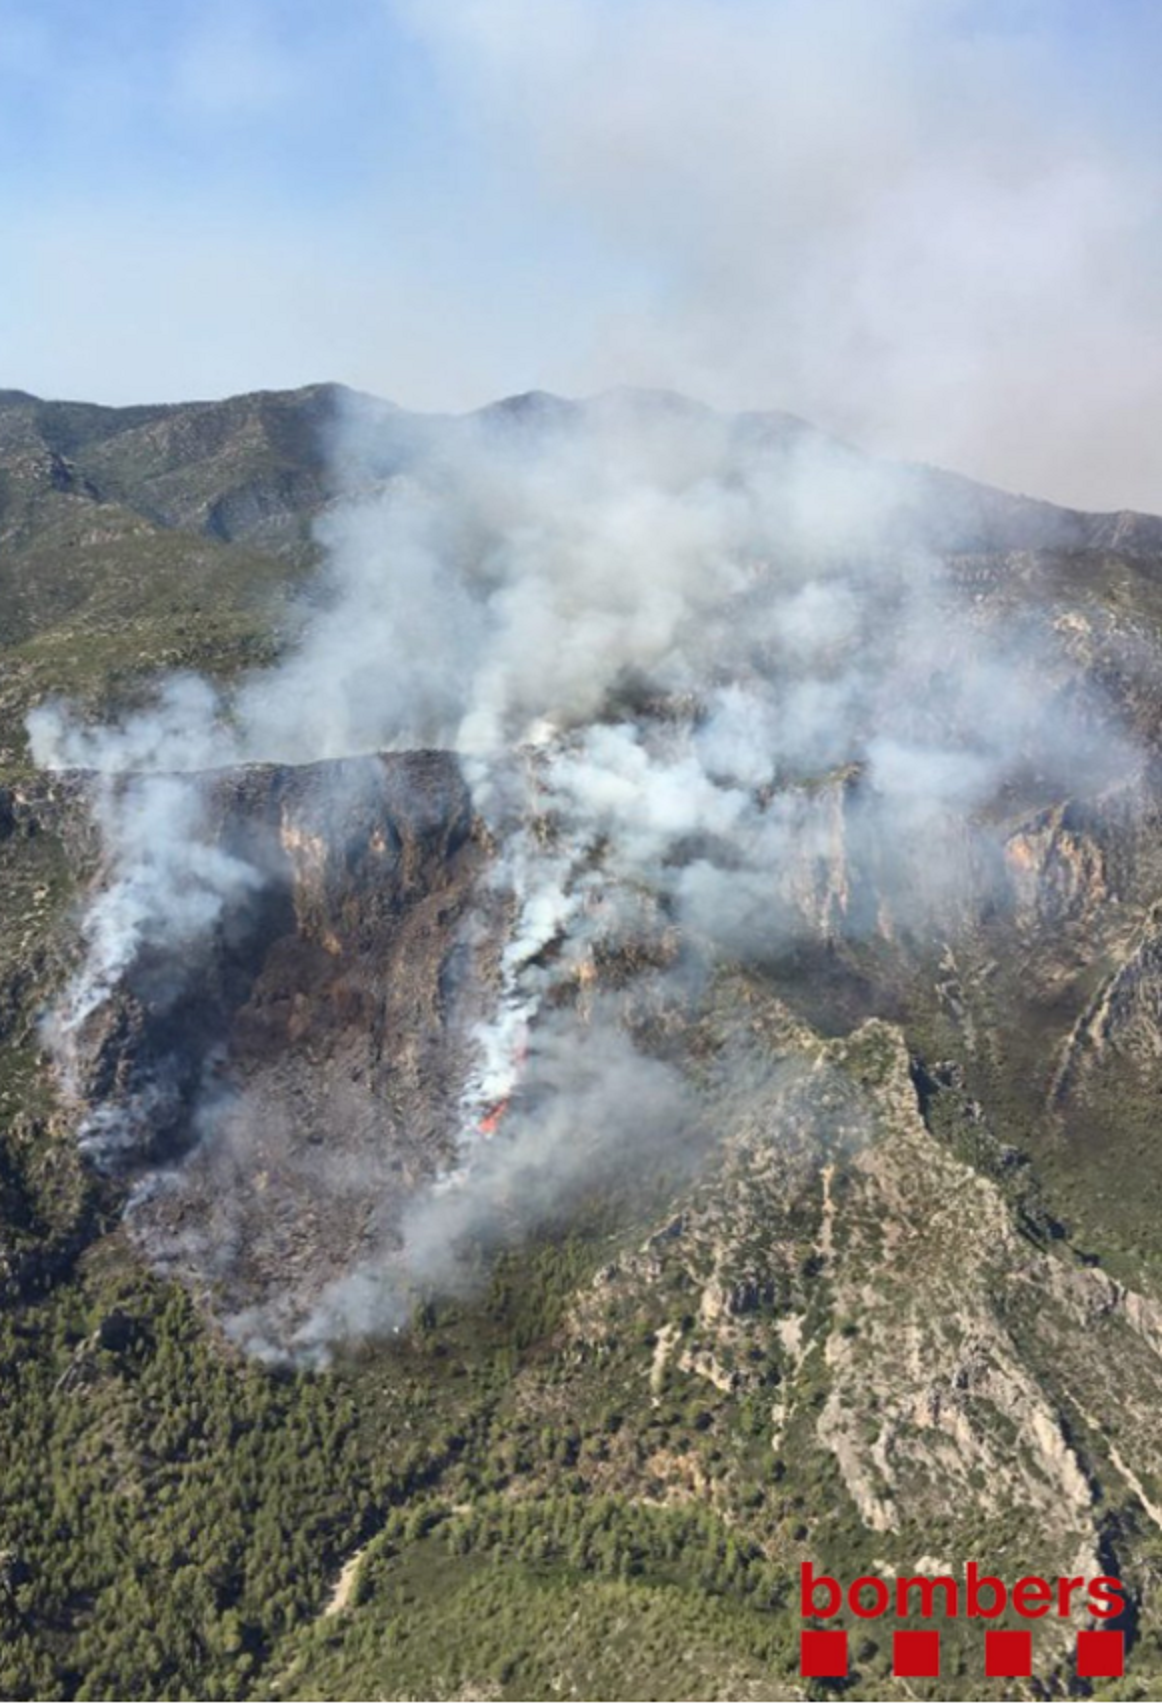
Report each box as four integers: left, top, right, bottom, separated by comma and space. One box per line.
6, 377, 1161, 536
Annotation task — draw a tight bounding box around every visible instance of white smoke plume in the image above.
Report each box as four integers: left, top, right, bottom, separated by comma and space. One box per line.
286, 1004, 692, 1364
28, 390, 1140, 1354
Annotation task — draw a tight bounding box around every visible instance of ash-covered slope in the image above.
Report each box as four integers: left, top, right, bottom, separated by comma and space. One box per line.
21, 752, 493, 1347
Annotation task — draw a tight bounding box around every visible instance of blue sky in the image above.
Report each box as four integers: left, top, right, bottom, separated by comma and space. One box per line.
1, 0, 1159, 507
0, 0, 637, 409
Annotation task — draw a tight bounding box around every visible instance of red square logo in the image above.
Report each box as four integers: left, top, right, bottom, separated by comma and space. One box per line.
801, 1629, 848, 1677
893, 1629, 940, 1677
1078, 1629, 1124, 1678
986, 1629, 1032, 1678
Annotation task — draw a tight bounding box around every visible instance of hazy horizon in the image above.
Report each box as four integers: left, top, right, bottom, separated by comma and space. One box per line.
3, 1, 1162, 511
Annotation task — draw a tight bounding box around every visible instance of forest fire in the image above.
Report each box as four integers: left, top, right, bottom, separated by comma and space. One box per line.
478, 1097, 509, 1137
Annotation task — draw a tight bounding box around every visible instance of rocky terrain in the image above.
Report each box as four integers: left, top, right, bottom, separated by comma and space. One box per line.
6, 383, 1162, 1699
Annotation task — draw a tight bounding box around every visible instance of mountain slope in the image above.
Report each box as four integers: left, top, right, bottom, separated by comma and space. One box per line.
6, 384, 1162, 1700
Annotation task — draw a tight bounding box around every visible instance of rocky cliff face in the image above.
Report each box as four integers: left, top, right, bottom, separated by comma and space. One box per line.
549, 989, 1162, 1663
33, 726, 1162, 1356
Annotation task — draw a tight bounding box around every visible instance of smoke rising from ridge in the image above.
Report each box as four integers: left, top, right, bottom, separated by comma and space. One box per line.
29, 390, 1140, 1356
394, 0, 1162, 512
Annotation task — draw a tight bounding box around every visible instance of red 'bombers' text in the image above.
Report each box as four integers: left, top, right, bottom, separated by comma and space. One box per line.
802, 1562, 1126, 1621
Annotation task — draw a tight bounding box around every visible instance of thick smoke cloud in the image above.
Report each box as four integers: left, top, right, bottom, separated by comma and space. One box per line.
29, 390, 1138, 1356
397, 0, 1162, 512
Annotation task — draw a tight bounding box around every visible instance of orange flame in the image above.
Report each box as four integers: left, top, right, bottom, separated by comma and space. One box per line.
479, 1097, 510, 1137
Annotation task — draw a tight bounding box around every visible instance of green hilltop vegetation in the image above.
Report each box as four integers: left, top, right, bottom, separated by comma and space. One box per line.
0, 384, 345, 771
5, 385, 1162, 1701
